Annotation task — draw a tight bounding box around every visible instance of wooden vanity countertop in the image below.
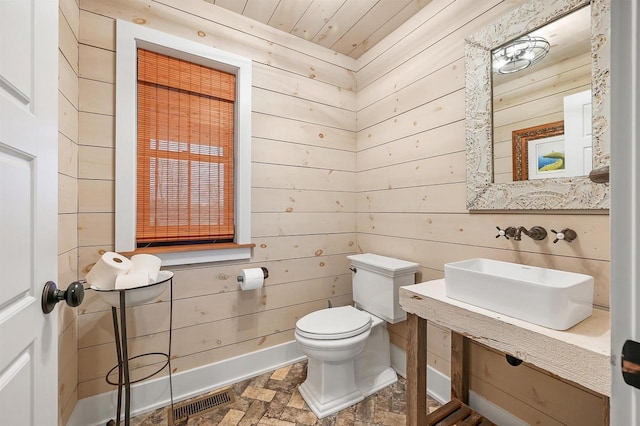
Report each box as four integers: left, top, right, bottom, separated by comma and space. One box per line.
399, 279, 611, 396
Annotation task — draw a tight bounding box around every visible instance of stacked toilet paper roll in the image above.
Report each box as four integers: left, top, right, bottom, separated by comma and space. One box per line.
130, 254, 162, 281
85, 252, 163, 290
114, 254, 162, 290
85, 252, 133, 290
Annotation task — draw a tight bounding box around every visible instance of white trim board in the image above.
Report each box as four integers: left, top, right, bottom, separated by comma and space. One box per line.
67, 341, 306, 426
114, 20, 253, 265
68, 341, 526, 426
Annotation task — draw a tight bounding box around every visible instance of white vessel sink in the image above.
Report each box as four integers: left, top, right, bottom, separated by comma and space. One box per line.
444, 258, 594, 330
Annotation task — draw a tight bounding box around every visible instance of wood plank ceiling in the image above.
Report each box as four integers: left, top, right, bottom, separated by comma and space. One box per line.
204, 0, 432, 59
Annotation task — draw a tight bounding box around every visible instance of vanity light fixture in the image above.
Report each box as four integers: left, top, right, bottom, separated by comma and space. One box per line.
492, 35, 550, 74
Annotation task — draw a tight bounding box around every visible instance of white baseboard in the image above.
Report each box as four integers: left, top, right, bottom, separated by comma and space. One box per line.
390, 343, 449, 403
390, 344, 528, 426
390, 343, 407, 377
67, 341, 306, 426
69, 341, 527, 426
469, 392, 529, 426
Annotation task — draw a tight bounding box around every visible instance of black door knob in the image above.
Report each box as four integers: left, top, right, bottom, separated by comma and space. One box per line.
41, 281, 85, 314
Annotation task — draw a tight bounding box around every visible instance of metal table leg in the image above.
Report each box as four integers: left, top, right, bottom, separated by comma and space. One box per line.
104, 277, 174, 425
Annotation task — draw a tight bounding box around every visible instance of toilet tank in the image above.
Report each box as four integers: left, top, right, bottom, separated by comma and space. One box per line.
347, 253, 419, 324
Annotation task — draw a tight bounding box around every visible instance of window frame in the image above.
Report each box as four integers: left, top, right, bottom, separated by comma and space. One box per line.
115, 20, 252, 266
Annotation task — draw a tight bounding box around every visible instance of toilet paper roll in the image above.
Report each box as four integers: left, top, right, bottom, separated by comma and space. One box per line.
239, 268, 264, 290
115, 271, 151, 290
129, 254, 162, 282
86, 252, 133, 289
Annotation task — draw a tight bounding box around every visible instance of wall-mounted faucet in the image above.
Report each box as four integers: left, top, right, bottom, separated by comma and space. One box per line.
497, 226, 577, 244
496, 225, 547, 241
514, 226, 547, 241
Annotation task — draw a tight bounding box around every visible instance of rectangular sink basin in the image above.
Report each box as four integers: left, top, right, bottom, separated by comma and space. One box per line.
444, 258, 594, 330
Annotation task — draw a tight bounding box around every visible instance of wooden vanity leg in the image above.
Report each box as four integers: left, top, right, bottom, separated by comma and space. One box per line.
406, 313, 428, 426
451, 331, 469, 403
603, 396, 610, 426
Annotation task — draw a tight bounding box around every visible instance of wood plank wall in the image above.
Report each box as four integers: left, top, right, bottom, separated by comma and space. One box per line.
75, 0, 358, 400
67, 0, 611, 424
355, 0, 609, 424
59, 0, 81, 424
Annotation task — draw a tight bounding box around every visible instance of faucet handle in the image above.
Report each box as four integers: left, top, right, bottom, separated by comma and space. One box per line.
496, 226, 516, 240
551, 228, 577, 244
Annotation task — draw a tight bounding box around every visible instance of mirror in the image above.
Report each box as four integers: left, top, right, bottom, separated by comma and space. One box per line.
465, 0, 610, 210
492, 6, 591, 183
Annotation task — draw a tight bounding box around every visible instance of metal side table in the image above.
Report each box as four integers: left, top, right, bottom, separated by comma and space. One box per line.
91, 271, 175, 426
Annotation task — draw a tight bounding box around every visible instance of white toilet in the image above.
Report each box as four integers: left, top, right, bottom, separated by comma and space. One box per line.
294, 253, 419, 419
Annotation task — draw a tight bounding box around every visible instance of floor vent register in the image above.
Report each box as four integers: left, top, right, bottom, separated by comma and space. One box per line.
169, 388, 236, 424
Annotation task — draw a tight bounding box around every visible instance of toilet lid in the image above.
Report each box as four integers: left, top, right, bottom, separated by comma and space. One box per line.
296, 306, 372, 340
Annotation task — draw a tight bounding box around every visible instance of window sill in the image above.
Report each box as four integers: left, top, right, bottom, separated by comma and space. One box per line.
123, 243, 255, 266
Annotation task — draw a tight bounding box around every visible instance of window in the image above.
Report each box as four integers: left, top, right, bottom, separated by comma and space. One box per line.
116, 21, 252, 266
137, 49, 236, 245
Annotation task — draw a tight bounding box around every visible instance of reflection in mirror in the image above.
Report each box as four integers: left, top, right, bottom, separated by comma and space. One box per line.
464, 0, 610, 210
492, 5, 591, 183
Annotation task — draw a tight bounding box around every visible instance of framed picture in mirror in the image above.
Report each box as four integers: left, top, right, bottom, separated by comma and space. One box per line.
512, 121, 564, 181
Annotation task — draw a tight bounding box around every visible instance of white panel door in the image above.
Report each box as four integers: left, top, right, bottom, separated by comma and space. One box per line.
610, 1, 640, 424
0, 0, 58, 425
563, 89, 592, 177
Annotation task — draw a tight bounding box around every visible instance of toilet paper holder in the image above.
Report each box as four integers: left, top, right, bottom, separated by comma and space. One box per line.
237, 267, 269, 283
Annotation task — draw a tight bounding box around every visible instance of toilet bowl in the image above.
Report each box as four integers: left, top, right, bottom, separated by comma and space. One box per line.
295, 253, 419, 419
295, 306, 372, 418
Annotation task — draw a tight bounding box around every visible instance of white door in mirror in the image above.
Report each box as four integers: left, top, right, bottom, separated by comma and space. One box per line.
564, 89, 593, 177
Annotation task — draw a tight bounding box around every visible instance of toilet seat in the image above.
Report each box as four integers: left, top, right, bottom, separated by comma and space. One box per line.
296, 306, 371, 340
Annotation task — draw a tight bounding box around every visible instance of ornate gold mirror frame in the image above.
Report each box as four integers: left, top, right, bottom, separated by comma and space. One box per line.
465, 0, 610, 210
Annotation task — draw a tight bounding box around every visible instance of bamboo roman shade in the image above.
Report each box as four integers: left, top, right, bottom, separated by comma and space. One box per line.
136, 49, 236, 245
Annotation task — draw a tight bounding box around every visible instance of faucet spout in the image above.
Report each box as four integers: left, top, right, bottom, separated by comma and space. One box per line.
515, 226, 547, 241
514, 226, 524, 241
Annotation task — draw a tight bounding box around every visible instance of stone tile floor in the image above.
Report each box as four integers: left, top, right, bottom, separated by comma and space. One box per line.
130, 361, 440, 425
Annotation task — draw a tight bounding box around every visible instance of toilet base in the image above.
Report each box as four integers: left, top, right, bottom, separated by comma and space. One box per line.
297, 355, 365, 419
295, 310, 400, 419
358, 366, 397, 398
298, 365, 398, 419
298, 379, 363, 419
